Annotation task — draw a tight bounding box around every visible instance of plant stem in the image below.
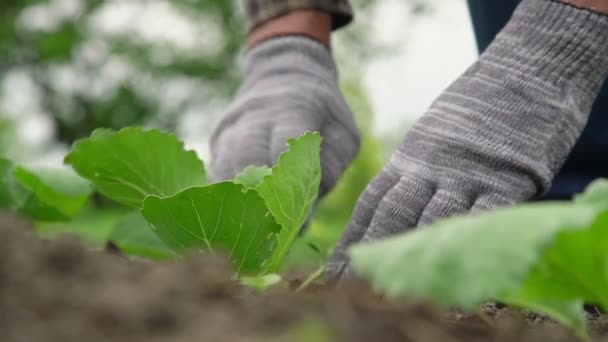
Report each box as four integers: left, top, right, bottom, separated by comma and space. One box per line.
296, 265, 326, 293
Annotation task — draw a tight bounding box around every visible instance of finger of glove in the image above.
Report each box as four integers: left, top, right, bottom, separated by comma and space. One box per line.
210, 111, 273, 182
337, 177, 437, 280
325, 168, 400, 280
470, 192, 516, 214
360, 176, 436, 243
417, 189, 473, 227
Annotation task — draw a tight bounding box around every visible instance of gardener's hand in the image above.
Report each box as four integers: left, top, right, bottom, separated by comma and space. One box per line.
210, 36, 360, 196
327, 0, 608, 279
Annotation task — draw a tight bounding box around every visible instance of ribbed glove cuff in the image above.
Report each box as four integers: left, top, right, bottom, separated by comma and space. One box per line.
488, 0, 608, 94
244, 36, 339, 86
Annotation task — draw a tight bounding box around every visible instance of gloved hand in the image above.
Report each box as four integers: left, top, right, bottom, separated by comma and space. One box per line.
327, 0, 608, 279
210, 36, 360, 196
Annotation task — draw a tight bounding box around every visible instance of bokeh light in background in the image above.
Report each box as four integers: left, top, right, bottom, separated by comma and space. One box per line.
1, 0, 244, 165
0, 0, 476, 165
364, 0, 476, 136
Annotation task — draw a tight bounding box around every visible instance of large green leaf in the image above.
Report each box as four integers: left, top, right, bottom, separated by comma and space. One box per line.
65, 127, 206, 208
349, 180, 608, 336
13, 166, 92, 221
108, 212, 175, 260
349, 201, 608, 335
350, 203, 598, 306
141, 183, 281, 275
258, 132, 322, 272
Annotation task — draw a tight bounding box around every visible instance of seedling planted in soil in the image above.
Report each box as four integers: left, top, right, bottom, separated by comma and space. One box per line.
2, 126, 608, 339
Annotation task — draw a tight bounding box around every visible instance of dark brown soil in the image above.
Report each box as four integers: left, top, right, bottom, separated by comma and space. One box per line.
1, 211, 607, 342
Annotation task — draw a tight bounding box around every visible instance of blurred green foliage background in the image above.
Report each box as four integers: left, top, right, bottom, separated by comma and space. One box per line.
1, 0, 246, 156
0, 0, 431, 268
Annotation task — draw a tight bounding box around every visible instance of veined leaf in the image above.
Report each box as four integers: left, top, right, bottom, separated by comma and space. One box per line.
13, 166, 92, 221
235, 166, 271, 189
349, 201, 608, 335
259, 132, 322, 272
108, 212, 175, 260
141, 182, 281, 275
350, 203, 597, 306
65, 127, 206, 208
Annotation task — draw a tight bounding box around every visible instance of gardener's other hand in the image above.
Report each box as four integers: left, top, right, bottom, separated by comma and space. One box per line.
327, 0, 608, 279
210, 36, 360, 196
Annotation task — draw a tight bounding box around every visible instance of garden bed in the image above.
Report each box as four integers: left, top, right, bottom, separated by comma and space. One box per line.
2, 213, 607, 342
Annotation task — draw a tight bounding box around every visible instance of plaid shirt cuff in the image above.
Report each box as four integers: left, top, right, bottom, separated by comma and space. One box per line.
243, 0, 353, 32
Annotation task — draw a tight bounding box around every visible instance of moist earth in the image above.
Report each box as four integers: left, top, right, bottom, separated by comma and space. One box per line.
1, 212, 606, 342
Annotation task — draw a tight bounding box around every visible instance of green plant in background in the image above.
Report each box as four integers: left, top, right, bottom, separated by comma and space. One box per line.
1, 0, 245, 156
0, 158, 92, 221
0, 117, 17, 156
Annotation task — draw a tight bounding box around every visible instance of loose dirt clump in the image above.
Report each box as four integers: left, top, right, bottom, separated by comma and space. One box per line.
0, 212, 606, 342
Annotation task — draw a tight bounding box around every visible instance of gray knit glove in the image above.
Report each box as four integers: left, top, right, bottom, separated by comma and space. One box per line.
210, 36, 360, 196
328, 0, 608, 279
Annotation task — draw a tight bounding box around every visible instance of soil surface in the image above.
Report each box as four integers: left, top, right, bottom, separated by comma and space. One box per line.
1, 211, 607, 342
